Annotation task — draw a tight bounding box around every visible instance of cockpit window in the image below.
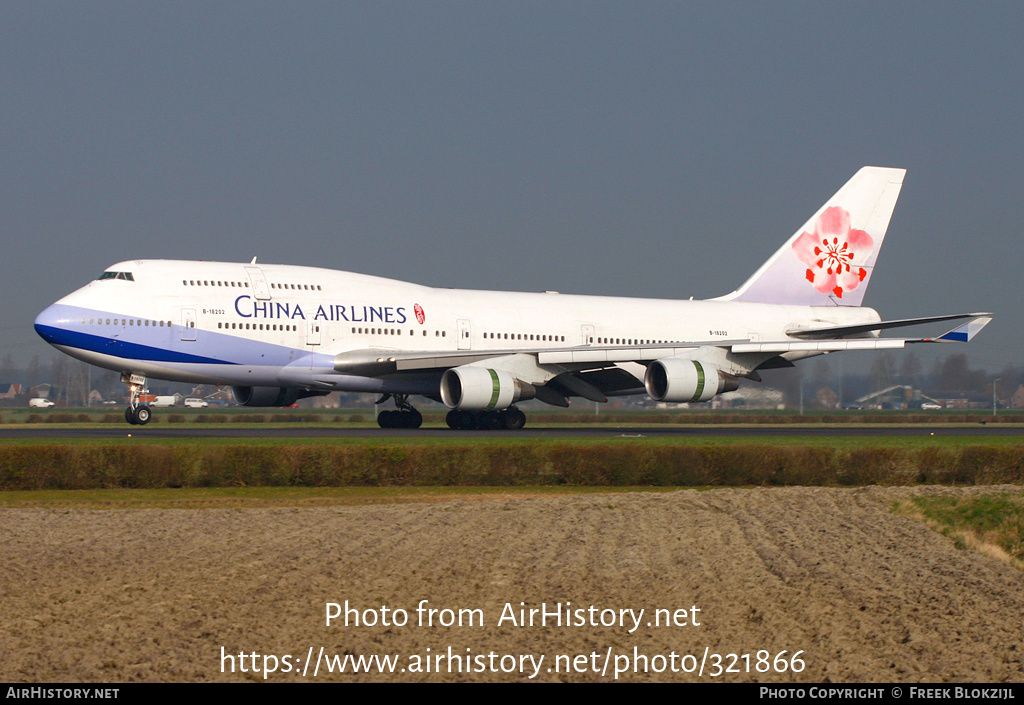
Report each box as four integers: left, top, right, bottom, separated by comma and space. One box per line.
98, 271, 135, 281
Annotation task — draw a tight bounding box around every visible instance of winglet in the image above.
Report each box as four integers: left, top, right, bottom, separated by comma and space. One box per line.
933, 316, 993, 343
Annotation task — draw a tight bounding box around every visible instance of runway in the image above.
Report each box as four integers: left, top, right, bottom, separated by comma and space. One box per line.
1, 424, 1021, 439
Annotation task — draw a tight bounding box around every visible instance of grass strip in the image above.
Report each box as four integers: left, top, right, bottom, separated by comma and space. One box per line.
893, 494, 1024, 570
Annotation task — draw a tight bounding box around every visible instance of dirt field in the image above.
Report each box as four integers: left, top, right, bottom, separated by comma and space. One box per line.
2, 486, 1022, 682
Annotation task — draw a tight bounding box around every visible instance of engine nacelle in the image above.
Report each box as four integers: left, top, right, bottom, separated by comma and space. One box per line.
440, 367, 536, 410
231, 386, 326, 407
644, 359, 739, 403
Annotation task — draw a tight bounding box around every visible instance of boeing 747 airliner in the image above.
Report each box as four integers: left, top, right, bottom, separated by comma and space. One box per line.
35, 167, 991, 429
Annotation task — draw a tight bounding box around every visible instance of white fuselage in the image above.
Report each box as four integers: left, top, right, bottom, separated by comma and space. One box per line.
35, 259, 881, 396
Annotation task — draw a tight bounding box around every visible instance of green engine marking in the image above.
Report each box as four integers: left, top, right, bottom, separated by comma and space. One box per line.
488, 369, 501, 409
690, 361, 706, 402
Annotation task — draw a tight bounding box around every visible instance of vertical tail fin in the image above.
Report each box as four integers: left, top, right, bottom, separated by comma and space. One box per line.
717, 166, 906, 306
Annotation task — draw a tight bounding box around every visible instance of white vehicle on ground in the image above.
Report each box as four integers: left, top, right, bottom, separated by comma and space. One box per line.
28, 398, 55, 408
184, 398, 208, 408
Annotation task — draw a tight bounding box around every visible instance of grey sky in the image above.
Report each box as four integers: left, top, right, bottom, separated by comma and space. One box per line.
3, 2, 1021, 373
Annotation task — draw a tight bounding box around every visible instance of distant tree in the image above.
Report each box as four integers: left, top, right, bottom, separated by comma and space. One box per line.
939, 353, 971, 393
0, 354, 16, 383
869, 352, 896, 392
810, 358, 838, 408
26, 355, 42, 389
67, 359, 90, 407
816, 386, 839, 409
50, 355, 68, 402
900, 351, 922, 388
927, 358, 943, 388
761, 365, 804, 410
996, 364, 1023, 392
812, 358, 831, 387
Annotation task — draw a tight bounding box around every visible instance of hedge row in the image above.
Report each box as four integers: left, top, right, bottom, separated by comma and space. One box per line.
1, 444, 1023, 490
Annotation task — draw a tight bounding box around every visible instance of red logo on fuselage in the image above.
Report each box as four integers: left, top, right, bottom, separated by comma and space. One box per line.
414, 304, 425, 325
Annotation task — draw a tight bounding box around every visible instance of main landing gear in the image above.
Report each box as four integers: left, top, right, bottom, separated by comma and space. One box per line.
445, 406, 526, 431
373, 395, 527, 430
375, 394, 423, 429
122, 372, 152, 425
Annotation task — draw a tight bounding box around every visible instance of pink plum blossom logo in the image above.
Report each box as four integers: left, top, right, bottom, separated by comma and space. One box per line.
792, 206, 873, 299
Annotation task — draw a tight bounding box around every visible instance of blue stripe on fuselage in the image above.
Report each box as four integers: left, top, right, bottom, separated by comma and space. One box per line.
34, 303, 327, 368
35, 324, 237, 366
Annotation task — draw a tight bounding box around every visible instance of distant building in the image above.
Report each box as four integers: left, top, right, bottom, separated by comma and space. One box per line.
0, 384, 22, 399
29, 383, 52, 399
713, 386, 785, 410
1011, 385, 1024, 410
855, 385, 941, 410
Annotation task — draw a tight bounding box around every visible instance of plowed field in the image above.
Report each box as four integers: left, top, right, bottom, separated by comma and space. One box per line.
2, 486, 1022, 682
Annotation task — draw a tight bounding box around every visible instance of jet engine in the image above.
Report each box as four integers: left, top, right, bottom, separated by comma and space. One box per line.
644, 359, 738, 403
440, 367, 536, 410
231, 386, 327, 407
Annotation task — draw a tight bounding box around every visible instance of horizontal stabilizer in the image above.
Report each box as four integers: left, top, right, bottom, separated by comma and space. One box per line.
736, 315, 993, 353
786, 312, 993, 339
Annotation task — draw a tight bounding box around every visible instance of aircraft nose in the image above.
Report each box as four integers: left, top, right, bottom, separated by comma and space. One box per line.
34, 304, 71, 346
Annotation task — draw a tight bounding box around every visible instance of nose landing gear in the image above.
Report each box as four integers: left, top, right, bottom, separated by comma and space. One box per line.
122, 372, 152, 425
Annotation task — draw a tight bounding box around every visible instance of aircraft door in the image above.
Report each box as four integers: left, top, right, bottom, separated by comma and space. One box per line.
581, 324, 595, 346
244, 266, 272, 301
457, 319, 471, 350
307, 321, 322, 346
181, 309, 197, 341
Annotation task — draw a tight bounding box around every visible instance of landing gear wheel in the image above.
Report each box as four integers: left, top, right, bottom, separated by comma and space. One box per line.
478, 411, 502, 430
126, 405, 150, 425
404, 409, 423, 429
446, 410, 461, 429
377, 410, 393, 428
503, 407, 526, 430
444, 408, 526, 430
377, 408, 424, 429
445, 410, 477, 430
376, 394, 424, 429
457, 410, 478, 430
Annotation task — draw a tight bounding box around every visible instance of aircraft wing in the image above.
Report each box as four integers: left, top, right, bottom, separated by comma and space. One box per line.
334, 315, 992, 372
333, 341, 735, 375
325, 315, 992, 403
